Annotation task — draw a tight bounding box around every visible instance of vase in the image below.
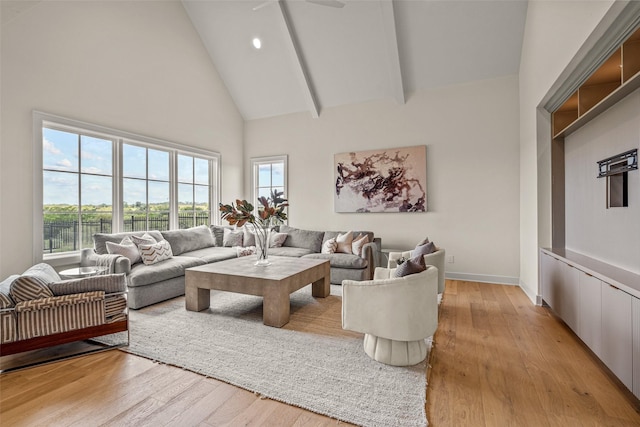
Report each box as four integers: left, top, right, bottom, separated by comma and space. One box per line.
252, 218, 273, 266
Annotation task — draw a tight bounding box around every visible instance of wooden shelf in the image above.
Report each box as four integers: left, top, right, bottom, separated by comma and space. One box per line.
552, 27, 640, 139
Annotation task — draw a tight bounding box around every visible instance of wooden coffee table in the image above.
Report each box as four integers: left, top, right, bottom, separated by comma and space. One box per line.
185, 256, 330, 327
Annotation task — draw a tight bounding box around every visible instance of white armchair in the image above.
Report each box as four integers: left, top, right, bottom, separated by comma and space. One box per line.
388, 248, 445, 294
342, 266, 438, 366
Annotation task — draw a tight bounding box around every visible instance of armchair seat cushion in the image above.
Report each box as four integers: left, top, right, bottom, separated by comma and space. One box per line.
302, 253, 367, 269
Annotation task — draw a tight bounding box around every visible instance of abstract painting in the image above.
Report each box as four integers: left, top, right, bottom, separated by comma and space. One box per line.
334, 145, 427, 213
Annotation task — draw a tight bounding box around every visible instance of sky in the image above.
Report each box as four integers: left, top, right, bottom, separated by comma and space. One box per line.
43, 128, 210, 207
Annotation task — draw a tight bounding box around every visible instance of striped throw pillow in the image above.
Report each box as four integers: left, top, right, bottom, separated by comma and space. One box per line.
10, 275, 54, 302
138, 240, 173, 265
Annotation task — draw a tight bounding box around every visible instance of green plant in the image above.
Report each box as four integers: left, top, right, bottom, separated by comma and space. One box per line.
219, 189, 288, 227
219, 190, 288, 263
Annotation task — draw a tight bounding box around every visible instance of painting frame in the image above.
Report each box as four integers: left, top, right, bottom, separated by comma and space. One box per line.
334, 145, 427, 213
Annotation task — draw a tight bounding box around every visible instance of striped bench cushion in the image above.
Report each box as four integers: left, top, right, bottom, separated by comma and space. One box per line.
10, 275, 54, 303
49, 274, 127, 296
105, 295, 127, 319
0, 312, 17, 344
15, 291, 106, 340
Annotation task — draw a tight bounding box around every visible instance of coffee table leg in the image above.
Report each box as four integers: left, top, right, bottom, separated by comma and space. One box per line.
312, 274, 330, 298
263, 285, 290, 327
186, 284, 210, 312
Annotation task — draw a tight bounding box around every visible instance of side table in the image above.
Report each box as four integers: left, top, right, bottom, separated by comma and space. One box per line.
59, 266, 107, 279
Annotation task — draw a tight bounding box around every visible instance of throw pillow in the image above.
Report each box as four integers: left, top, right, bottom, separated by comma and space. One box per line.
10, 275, 55, 303
393, 255, 427, 278
413, 241, 436, 257
138, 240, 173, 265
106, 236, 141, 265
242, 227, 256, 247
223, 228, 244, 247
130, 233, 157, 247
321, 237, 337, 254
351, 233, 369, 256
416, 237, 430, 246
335, 231, 354, 254
270, 232, 287, 248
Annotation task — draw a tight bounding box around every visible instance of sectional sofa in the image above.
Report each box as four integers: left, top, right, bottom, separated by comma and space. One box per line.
81, 225, 381, 309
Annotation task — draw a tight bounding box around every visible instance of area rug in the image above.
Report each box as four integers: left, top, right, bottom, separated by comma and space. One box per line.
99, 285, 430, 427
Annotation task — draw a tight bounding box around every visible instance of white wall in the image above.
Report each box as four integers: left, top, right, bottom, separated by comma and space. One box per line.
0, 1, 244, 278
565, 89, 640, 273
519, 0, 613, 302
245, 76, 521, 283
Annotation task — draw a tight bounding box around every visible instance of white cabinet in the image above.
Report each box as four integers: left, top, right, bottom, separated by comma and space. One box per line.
559, 264, 579, 333
539, 248, 640, 398
541, 253, 562, 312
578, 272, 602, 358
601, 283, 633, 391
633, 296, 640, 400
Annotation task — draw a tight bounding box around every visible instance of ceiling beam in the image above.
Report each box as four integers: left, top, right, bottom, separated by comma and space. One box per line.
380, 0, 405, 105
275, 0, 320, 118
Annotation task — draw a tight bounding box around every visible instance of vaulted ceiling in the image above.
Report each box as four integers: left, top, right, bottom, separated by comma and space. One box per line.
182, 0, 529, 120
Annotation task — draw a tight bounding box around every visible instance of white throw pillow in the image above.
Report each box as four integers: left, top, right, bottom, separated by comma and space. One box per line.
130, 233, 157, 247
351, 234, 369, 256
335, 231, 353, 254
223, 228, 244, 247
138, 240, 173, 265
321, 237, 337, 254
106, 236, 141, 264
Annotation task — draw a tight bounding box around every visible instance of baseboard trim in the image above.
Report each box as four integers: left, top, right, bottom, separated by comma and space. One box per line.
445, 272, 519, 286
518, 278, 540, 305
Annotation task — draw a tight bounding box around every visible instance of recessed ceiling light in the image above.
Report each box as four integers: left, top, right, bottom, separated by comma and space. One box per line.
252, 38, 262, 49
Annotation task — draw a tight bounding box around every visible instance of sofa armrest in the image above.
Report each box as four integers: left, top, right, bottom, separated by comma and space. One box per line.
360, 242, 379, 280
81, 248, 131, 274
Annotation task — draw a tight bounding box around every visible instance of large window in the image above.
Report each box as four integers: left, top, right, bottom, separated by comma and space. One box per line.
251, 155, 287, 206
42, 128, 115, 253
35, 112, 220, 263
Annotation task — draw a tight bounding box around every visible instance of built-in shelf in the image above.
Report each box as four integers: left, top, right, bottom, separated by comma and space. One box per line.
553, 27, 640, 138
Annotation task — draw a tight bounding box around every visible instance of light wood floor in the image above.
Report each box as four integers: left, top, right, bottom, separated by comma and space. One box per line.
1, 280, 639, 426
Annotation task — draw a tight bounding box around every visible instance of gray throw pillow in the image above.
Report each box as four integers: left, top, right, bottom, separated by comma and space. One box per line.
210, 225, 233, 247
280, 225, 325, 253
416, 237, 430, 246
393, 255, 426, 278
161, 225, 215, 255
223, 228, 244, 247
413, 241, 436, 257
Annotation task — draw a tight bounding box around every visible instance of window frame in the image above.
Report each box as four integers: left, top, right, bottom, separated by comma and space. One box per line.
250, 155, 288, 212
33, 111, 221, 266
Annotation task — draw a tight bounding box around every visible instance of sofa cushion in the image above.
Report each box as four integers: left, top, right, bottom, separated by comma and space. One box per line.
127, 256, 206, 288
161, 225, 215, 256
322, 237, 337, 254
302, 253, 368, 269
280, 225, 324, 253
268, 247, 315, 257
93, 231, 164, 255
180, 246, 238, 263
